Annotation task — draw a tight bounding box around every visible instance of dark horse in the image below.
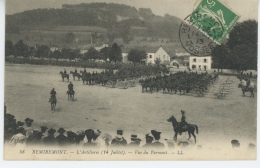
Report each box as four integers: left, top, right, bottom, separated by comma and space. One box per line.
49, 96, 57, 113
67, 90, 75, 100
59, 71, 69, 82
238, 83, 254, 97
70, 71, 81, 81
167, 115, 198, 143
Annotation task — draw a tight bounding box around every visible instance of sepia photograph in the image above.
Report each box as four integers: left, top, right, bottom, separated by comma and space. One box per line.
3, 0, 258, 161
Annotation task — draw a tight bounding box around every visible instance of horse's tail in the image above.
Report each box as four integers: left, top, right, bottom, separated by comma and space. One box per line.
194, 125, 198, 134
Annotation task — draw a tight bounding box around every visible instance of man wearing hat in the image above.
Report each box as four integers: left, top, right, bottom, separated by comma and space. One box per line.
9, 126, 27, 147
56, 128, 67, 146
127, 134, 142, 148
40, 126, 48, 139
142, 134, 154, 148
111, 130, 127, 147
16, 121, 25, 128
180, 110, 188, 135
27, 129, 44, 146
83, 129, 96, 148
43, 128, 57, 146
151, 130, 165, 148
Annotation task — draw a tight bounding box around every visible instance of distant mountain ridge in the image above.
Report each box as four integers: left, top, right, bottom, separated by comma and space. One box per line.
6, 3, 182, 38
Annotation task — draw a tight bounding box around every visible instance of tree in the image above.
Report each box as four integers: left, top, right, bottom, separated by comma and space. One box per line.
229, 44, 257, 71
99, 47, 111, 60
108, 43, 122, 62
62, 48, 72, 60
52, 50, 62, 61
5, 40, 14, 57
211, 44, 231, 72
35, 45, 50, 58
72, 49, 81, 59
14, 40, 29, 57
127, 49, 147, 63
64, 32, 75, 44
212, 20, 257, 71
83, 47, 99, 60
227, 20, 257, 49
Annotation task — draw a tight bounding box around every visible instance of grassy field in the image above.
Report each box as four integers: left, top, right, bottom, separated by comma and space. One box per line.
4, 64, 257, 157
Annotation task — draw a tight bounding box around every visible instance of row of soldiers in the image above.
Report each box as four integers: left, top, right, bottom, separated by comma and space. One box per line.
140, 71, 218, 94
63, 63, 169, 84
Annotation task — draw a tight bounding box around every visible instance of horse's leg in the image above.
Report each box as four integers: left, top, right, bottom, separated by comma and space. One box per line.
191, 130, 196, 143
174, 132, 178, 142
188, 131, 191, 140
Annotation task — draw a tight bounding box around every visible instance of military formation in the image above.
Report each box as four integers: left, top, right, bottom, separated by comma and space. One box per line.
60, 64, 169, 86
139, 71, 219, 95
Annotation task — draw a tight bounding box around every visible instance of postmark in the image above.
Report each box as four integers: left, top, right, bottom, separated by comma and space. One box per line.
179, 14, 217, 56
189, 0, 239, 44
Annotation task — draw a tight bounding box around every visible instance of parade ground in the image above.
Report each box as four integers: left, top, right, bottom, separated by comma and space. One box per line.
4, 64, 257, 150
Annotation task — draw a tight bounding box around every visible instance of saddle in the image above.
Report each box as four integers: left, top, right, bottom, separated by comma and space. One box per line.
68, 89, 75, 94
49, 96, 57, 102
179, 122, 188, 134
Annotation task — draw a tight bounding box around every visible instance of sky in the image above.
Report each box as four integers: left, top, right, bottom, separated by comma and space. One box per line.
5, 0, 258, 22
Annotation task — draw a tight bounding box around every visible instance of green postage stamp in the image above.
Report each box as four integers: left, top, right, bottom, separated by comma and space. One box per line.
189, 0, 239, 44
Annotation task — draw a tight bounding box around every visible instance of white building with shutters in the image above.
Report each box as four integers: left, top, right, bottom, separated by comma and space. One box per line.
189, 56, 212, 70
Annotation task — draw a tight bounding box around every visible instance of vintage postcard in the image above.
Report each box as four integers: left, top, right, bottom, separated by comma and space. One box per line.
3, 0, 258, 160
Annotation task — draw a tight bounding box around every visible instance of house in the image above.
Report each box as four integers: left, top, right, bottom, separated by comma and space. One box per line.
189, 56, 212, 70
121, 46, 170, 65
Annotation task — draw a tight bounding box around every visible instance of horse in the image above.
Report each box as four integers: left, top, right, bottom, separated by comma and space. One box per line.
70, 71, 81, 81
59, 71, 69, 82
49, 96, 57, 112
238, 81, 255, 97
167, 115, 198, 143
67, 90, 75, 100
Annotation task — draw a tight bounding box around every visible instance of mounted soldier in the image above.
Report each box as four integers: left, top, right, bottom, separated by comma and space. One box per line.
50, 88, 56, 98
49, 88, 57, 112
64, 69, 67, 75
75, 68, 77, 74
180, 110, 188, 135
68, 82, 74, 92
